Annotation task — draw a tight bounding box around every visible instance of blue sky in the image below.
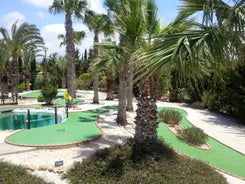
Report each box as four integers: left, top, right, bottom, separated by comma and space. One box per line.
0, 0, 181, 57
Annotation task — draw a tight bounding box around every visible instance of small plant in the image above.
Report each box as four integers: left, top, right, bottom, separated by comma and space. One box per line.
37, 95, 44, 102
41, 85, 58, 105
177, 127, 208, 146
158, 109, 182, 125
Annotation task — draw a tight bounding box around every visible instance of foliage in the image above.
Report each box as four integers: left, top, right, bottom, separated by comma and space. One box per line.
178, 127, 208, 146
158, 109, 182, 125
201, 62, 245, 122
76, 73, 93, 90
0, 161, 52, 184
37, 95, 44, 102
18, 82, 25, 92
63, 139, 227, 184
41, 86, 58, 105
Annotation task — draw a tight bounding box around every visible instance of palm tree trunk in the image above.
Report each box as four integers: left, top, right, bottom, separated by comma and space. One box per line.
126, 67, 134, 111
11, 59, 19, 104
93, 31, 99, 104
106, 69, 114, 100
116, 67, 128, 126
65, 13, 76, 107
93, 70, 99, 104
61, 73, 66, 89
134, 76, 158, 143
0, 70, 8, 104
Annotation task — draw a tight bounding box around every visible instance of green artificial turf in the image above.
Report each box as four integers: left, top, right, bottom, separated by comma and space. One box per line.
157, 107, 245, 179
6, 105, 117, 146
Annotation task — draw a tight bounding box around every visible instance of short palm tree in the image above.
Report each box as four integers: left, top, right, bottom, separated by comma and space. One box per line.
0, 22, 43, 103
49, 0, 88, 104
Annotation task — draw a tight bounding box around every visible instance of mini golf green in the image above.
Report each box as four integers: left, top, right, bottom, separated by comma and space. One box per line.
157, 107, 245, 180
6, 105, 117, 147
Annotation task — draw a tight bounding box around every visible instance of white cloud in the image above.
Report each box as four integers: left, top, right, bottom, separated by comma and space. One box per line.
87, 0, 106, 14
41, 23, 94, 57
36, 11, 46, 19
1, 11, 26, 29
21, 0, 53, 9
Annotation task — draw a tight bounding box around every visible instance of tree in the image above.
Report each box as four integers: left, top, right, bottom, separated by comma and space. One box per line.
135, 0, 245, 143
49, 0, 88, 106
0, 40, 9, 104
104, 0, 150, 125
0, 22, 44, 103
84, 10, 113, 104
22, 48, 39, 91
133, 0, 161, 143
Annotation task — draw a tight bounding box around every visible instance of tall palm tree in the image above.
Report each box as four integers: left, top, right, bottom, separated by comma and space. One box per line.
84, 10, 113, 104
49, 0, 88, 104
135, 0, 244, 143
0, 22, 44, 103
92, 41, 117, 100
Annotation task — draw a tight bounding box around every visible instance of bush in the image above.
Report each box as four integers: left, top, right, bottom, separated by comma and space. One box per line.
0, 161, 52, 184
18, 82, 25, 92
177, 127, 208, 146
41, 86, 58, 105
63, 139, 227, 184
158, 109, 182, 125
37, 95, 44, 102
77, 73, 93, 90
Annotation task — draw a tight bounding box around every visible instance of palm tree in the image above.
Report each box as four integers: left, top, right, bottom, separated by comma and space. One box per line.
58, 30, 85, 47
92, 41, 117, 100
84, 10, 113, 104
134, 0, 244, 143
104, 0, 149, 125
0, 22, 44, 103
22, 48, 40, 91
49, 0, 88, 105
133, 0, 161, 143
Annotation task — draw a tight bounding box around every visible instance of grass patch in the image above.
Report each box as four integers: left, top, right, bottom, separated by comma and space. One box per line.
0, 161, 53, 184
63, 139, 227, 184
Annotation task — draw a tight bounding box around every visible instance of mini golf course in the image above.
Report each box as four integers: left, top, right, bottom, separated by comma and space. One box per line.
157, 108, 245, 180
4, 105, 245, 180
6, 106, 117, 147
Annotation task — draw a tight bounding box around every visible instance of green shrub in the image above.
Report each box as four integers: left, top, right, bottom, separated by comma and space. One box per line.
0, 161, 52, 184
18, 82, 25, 92
77, 73, 93, 90
41, 86, 58, 105
178, 127, 208, 146
158, 109, 182, 125
63, 139, 227, 184
37, 95, 44, 102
